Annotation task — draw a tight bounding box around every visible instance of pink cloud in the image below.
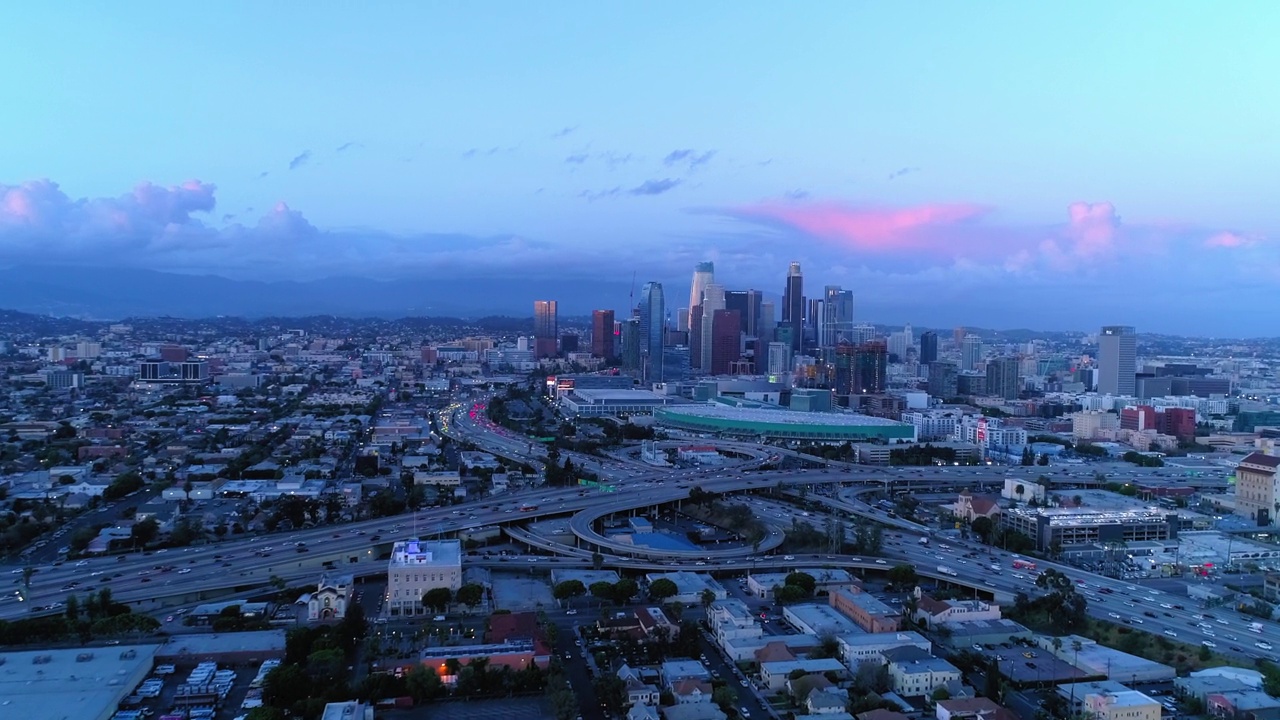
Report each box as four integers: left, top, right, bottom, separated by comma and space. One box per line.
731, 200, 991, 251
1205, 231, 1256, 249
1065, 201, 1120, 258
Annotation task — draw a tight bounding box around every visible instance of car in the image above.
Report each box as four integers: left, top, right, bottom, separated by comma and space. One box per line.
1164, 630, 1178, 637
1258, 642, 1274, 650
973, 644, 983, 651
178, 568, 191, 574
875, 559, 887, 565
165, 615, 174, 622
432, 615, 446, 621
566, 609, 577, 615
1203, 640, 1217, 648
740, 708, 751, 717
783, 555, 795, 561
1130, 617, 1144, 624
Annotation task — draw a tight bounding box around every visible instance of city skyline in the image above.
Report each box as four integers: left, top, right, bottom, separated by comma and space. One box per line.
1, 4, 1277, 335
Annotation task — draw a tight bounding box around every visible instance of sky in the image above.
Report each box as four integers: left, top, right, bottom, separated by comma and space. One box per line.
1, 2, 1278, 334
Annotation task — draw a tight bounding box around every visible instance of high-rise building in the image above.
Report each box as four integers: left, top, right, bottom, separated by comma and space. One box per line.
836, 341, 887, 396
822, 286, 854, 346
699, 284, 725, 373
676, 308, 689, 335
928, 361, 959, 399
960, 335, 982, 371
919, 331, 938, 365
985, 356, 1022, 400
638, 282, 665, 382
689, 305, 704, 370
759, 301, 776, 342
1098, 325, 1137, 396
782, 262, 804, 355
685, 262, 714, 331
591, 310, 615, 360
620, 318, 641, 373
533, 300, 558, 358
710, 309, 742, 375
767, 342, 790, 375
806, 297, 823, 346
725, 290, 763, 339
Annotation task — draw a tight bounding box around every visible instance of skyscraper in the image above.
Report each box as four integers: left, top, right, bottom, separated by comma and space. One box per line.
986, 356, 1022, 400
620, 317, 641, 373
591, 310, 615, 360
961, 334, 982, 371
919, 331, 938, 365
1097, 325, 1137, 395
759, 301, 776, 342
533, 300, 558, 358
685, 262, 714, 331
710, 309, 742, 375
699, 284, 725, 373
783, 262, 804, 355
638, 282, 665, 382
725, 290, 762, 339
689, 305, 704, 370
928, 361, 959, 399
848, 341, 888, 395
822, 286, 854, 346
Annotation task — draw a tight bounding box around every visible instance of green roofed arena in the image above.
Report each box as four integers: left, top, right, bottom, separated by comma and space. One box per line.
654, 403, 917, 443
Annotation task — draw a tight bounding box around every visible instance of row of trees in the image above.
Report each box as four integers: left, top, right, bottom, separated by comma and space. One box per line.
421, 582, 485, 613
552, 578, 641, 606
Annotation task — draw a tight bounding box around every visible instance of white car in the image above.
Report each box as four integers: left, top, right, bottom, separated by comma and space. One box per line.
1202, 640, 1217, 648
1164, 630, 1178, 637
1108, 613, 1122, 619
1257, 642, 1273, 650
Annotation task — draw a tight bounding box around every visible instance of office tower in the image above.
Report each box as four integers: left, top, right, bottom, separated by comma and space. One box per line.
806, 297, 823, 346
928, 361, 959, 399
782, 262, 804, 355
710, 309, 742, 375
638, 282, 665, 382
919, 331, 938, 365
620, 318, 641, 373
699, 284, 725, 373
591, 310, 615, 360
1097, 325, 1137, 395
533, 300, 558, 358
559, 334, 579, 354
767, 342, 790, 375
685, 262, 714, 331
849, 324, 877, 345
676, 309, 689, 335
953, 326, 967, 346
725, 290, 763, 339
986, 356, 1022, 400
822, 286, 853, 346
888, 327, 915, 361
759, 301, 776, 342
689, 305, 704, 370
960, 334, 982, 371
835, 341, 884, 396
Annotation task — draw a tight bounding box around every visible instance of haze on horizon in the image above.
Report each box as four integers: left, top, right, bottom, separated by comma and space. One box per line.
1, 2, 1276, 336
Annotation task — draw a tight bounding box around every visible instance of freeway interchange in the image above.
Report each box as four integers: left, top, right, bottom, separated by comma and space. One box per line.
3, 399, 1276, 668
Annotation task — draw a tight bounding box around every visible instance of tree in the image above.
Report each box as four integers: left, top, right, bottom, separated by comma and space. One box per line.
614, 578, 639, 605
784, 571, 816, 596
553, 580, 587, 603
130, 517, 159, 548
422, 587, 453, 613
592, 552, 604, 571
970, 516, 994, 544
700, 588, 716, 610
649, 578, 679, 602
774, 584, 808, 604
886, 564, 918, 589
65, 593, 79, 620
590, 581, 615, 605
456, 583, 484, 610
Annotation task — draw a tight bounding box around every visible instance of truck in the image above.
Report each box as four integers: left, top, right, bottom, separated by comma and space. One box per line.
937, 565, 958, 577
918, 537, 930, 546
1250, 622, 1265, 633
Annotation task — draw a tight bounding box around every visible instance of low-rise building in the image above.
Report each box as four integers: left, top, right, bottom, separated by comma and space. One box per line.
830, 588, 901, 633
784, 603, 863, 636
836, 632, 933, 668
306, 573, 353, 621
911, 591, 1001, 629
759, 658, 848, 692
1082, 690, 1161, 720
883, 646, 961, 697
645, 571, 727, 605
386, 539, 462, 616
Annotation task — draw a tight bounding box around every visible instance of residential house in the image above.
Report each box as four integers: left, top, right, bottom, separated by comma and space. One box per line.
936, 697, 1018, 720
883, 646, 961, 697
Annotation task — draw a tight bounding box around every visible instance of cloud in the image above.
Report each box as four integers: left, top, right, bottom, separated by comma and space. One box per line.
728, 200, 991, 252
580, 187, 621, 202
288, 151, 311, 171
335, 142, 361, 153
462, 146, 514, 159
783, 189, 810, 200
565, 153, 589, 164
551, 126, 577, 139
256, 171, 270, 180
629, 179, 681, 196
663, 149, 716, 170
1205, 231, 1258, 249
887, 166, 921, 181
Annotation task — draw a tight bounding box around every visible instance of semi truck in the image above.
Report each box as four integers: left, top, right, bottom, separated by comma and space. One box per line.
918, 537, 929, 546
937, 565, 958, 577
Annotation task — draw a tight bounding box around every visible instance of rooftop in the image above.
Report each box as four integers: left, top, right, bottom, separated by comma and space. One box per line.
0, 644, 159, 720
389, 538, 462, 568
660, 403, 910, 428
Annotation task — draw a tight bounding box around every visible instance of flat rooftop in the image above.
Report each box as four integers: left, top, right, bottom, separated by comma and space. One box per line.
156, 629, 287, 660
0, 643, 159, 720
389, 538, 462, 568
660, 404, 910, 427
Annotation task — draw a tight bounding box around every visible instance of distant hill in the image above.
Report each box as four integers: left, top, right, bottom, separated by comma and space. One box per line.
0, 266, 633, 320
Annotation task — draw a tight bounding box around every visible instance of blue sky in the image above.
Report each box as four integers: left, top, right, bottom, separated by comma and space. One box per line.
1, 2, 1277, 334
